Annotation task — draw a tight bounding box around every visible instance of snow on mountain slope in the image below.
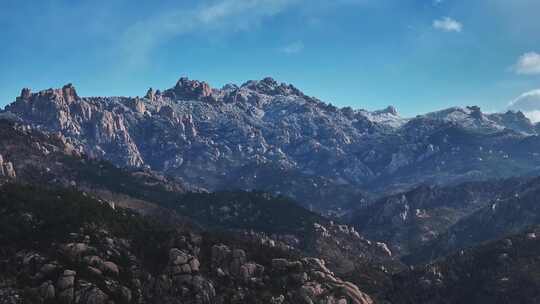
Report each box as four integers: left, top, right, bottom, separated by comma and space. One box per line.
424, 106, 536, 135
4, 76, 540, 211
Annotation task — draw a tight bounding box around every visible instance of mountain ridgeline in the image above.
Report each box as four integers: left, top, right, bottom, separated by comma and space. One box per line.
4, 77, 540, 213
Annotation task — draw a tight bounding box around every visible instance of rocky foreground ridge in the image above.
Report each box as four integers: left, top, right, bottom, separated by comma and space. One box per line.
5, 77, 540, 212
0, 184, 374, 304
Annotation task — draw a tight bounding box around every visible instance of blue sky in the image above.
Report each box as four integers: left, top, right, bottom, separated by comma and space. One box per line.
1, 0, 540, 117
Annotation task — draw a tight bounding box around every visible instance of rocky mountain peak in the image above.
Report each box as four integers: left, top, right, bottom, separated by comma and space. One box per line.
241, 77, 304, 97
5, 83, 83, 132
376, 106, 399, 116
61, 83, 79, 103
20, 88, 32, 100
163, 77, 214, 101
488, 109, 535, 135
144, 87, 155, 100
260, 76, 279, 86
513, 110, 527, 119
421, 106, 512, 133
466, 105, 483, 119
16, 83, 79, 105
498, 109, 529, 121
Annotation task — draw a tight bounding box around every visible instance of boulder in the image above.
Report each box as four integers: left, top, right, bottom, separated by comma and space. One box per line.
78, 287, 108, 304
62, 243, 89, 261
56, 270, 76, 290
2, 161, 16, 179
39, 281, 55, 300
189, 258, 200, 273
56, 270, 76, 304
169, 248, 189, 265
101, 261, 119, 277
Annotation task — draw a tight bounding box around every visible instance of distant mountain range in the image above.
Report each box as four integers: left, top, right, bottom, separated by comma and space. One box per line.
3, 77, 540, 214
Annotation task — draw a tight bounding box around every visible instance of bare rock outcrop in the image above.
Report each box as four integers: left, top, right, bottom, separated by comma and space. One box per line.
5, 85, 145, 167
271, 257, 374, 304
163, 77, 215, 101
0, 154, 16, 179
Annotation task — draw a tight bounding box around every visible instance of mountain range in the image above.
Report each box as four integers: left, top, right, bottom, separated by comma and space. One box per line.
3, 76, 540, 303
4, 77, 540, 214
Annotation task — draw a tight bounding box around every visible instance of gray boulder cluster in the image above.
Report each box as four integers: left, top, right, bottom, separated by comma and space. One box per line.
3, 229, 133, 304
207, 243, 373, 304
270, 257, 373, 304
0, 218, 373, 304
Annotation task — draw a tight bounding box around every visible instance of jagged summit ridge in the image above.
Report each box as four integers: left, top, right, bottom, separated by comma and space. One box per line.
7, 76, 397, 116
17, 83, 79, 104
239, 76, 306, 97
374, 105, 399, 116
4, 76, 540, 211
423, 105, 535, 134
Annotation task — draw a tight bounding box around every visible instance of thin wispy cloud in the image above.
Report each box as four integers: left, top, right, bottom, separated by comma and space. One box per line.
120, 0, 299, 67
433, 17, 463, 32
513, 52, 540, 75
279, 41, 304, 55
508, 89, 540, 122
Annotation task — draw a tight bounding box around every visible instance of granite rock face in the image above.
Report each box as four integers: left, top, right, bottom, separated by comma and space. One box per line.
163, 77, 215, 101
5, 77, 540, 211
0, 154, 16, 179
0, 119, 190, 194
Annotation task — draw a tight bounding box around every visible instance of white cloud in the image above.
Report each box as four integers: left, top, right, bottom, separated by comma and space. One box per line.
513, 52, 540, 75
508, 89, 540, 122
279, 41, 304, 54
523, 110, 540, 123
120, 0, 298, 66
433, 17, 463, 32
